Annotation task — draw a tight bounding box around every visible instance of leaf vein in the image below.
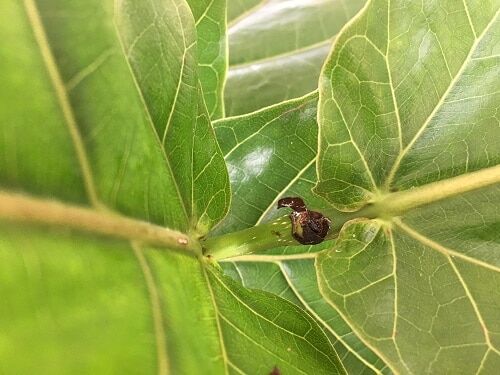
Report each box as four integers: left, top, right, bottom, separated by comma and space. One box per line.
385, 8, 500, 187
24, 0, 100, 207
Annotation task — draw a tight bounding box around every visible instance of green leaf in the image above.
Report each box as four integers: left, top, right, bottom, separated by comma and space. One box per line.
187, 0, 227, 119
213, 92, 326, 236
314, 0, 500, 373
1, 0, 231, 234
212, 1, 500, 373
115, 0, 229, 234
205, 266, 346, 374
316, 0, 500, 210
221, 259, 391, 374
227, 0, 262, 23
317, 210, 500, 374
224, 0, 366, 116
0, 0, 227, 370
0, 223, 226, 373
1, 0, 186, 230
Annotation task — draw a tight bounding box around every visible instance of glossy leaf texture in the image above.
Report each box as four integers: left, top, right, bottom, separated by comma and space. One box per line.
314, 0, 500, 373
224, 0, 367, 116
0, 0, 346, 373
227, 0, 262, 23
214, 94, 389, 373
213, 92, 324, 235
187, 0, 227, 119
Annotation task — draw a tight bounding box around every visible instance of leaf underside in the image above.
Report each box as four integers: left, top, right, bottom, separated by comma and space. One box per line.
314, 1, 500, 372
1, 0, 499, 374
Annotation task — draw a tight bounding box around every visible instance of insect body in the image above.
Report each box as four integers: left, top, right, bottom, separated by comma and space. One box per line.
277, 197, 330, 245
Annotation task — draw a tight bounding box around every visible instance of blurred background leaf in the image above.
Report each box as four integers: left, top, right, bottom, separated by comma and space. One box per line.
224, 0, 366, 116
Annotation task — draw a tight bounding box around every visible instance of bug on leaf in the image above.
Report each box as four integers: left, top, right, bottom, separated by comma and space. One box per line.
277, 197, 330, 245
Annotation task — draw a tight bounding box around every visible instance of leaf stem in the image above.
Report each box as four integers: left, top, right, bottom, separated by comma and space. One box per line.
0, 191, 199, 254
204, 164, 500, 259
374, 164, 500, 218
5, 165, 498, 260
203, 209, 363, 260
203, 218, 294, 260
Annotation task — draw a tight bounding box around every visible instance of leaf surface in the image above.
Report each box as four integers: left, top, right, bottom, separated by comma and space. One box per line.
187, 0, 227, 119
221, 259, 392, 374
0, 0, 228, 371
115, 0, 229, 234
214, 92, 325, 236
206, 266, 346, 374
224, 0, 366, 115
0, 222, 227, 374
227, 0, 262, 23
314, 0, 500, 373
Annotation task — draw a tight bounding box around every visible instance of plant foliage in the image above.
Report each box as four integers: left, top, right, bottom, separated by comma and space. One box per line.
1, 0, 499, 374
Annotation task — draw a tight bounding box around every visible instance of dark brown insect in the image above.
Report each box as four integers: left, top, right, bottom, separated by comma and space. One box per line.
277, 197, 330, 245
269, 366, 281, 375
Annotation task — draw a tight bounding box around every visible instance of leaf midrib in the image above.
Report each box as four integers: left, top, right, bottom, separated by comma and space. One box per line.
203, 266, 230, 375
0, 191, 195, 252
395, 219, 500, 274
3, 162, 498, 257
373, 164, 500, 218
132, 242, 170, 375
